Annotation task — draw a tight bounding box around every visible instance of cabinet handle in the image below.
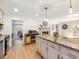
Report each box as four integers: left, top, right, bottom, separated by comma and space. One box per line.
42, 41, 45, 44
43, 41, 45, 44
57, 54, 59, 59
45, 47, 48, 52
61, 56, 63, 59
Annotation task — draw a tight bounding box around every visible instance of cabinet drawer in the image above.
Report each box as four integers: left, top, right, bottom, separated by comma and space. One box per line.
48, 41, 59, 51
60, 46, 79, 59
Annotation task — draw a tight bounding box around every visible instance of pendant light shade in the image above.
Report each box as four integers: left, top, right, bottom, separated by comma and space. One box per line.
44, 18, 48, 21
69, 0, 73, 14
44, 7, 48, 21
70, 7, 73, 14
42, 7, 48, 26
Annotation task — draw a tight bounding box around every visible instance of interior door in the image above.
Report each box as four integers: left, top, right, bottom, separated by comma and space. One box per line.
12, 20, 23, 40
12, 20, 23, 45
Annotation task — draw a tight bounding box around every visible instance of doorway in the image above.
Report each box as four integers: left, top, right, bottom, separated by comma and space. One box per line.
12, 20, 23, 45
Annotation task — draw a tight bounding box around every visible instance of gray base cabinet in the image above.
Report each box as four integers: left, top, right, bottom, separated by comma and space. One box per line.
40, 39, 48, 59
60, 46, 79, 59
48, 47, 59, 59
36, 37, 41, 53
36, 36, 79, 59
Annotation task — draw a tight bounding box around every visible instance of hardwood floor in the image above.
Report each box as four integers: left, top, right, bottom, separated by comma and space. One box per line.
4, 40, 42, 59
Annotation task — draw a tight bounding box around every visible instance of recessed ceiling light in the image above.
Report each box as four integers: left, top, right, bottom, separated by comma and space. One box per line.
44, 18, 48, 21
35, 13, 39, 16
73, 14, 79, 16
67, 13, 79, 17
14, 8, 18, 12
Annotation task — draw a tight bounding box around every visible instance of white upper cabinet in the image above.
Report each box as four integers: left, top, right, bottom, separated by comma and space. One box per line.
0, 8, 4, 24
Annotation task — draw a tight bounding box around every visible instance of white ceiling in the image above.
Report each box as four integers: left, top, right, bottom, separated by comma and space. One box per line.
0, 0, 79, 20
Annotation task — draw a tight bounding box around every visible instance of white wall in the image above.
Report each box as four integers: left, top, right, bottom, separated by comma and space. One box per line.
59, 19, 79, 37
23, 19, 41, 33
48, 20, 59, 35
1, 16, 11, 34
2, 16, 42, 34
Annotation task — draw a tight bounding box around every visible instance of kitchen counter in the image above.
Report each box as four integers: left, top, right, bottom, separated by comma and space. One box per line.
0, 34, 10, 42
36, 35, 79, 52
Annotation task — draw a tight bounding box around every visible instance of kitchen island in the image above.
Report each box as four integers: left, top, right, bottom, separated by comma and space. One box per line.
0, 34, 10, 59
36, 35, 79, 59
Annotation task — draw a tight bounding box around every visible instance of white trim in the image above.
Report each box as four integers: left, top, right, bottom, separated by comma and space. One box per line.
11, 19, 24, 46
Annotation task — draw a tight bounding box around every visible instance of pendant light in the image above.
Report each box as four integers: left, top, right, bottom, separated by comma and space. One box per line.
68, 0, 79, 17
44, 6, 48, 21
42, 6, 48, 26
69, 0, 73, 14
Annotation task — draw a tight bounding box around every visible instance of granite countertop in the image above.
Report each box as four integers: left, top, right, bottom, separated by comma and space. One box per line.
36, 35, 79, 52
0, 34, 10, 42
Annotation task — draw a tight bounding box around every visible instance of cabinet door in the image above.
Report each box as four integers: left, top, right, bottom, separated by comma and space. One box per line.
38, 38, 41, 53
60, 54, 73, 59
36, 37, 39, 48
36, 37, 40, 53
0, 9, 3, 23
48, 47, 59, 59
60, 46, 77, 59
41, 41, 47, 59
40, 42, 44, 57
